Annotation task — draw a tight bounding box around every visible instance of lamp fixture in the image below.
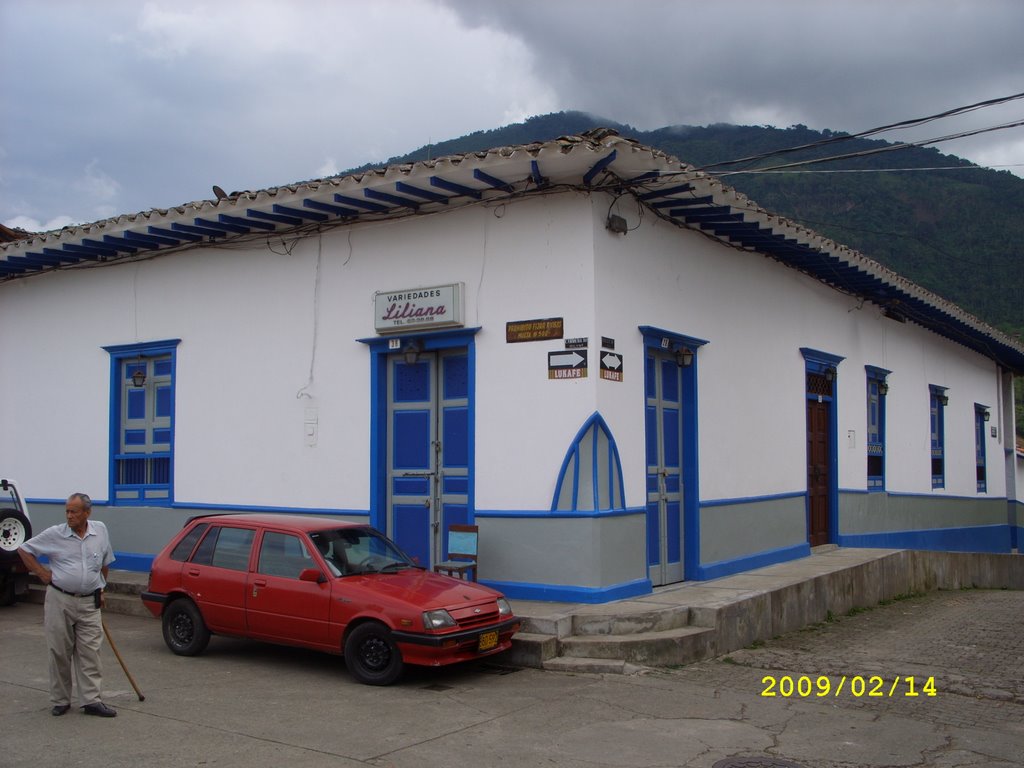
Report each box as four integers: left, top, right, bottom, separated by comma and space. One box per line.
877, 381, 889, 396
983, 409, 991, 422
824, 365, 837, 382
130, 362, 147, 387
675, 346, 694, 367
403, 339, 423, 365
606, 214, 628, 234
938, 394, 949, 407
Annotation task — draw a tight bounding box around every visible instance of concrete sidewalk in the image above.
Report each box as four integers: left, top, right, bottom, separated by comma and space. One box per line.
504, 546, 1024, 672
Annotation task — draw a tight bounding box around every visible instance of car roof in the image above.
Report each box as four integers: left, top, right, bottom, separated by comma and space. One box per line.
189, 513, 366, 533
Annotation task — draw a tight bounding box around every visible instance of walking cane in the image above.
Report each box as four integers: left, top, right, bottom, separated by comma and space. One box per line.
102, 619, 146, 702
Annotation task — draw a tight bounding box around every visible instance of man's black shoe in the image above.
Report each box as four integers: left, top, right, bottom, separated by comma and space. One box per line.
82, 702, 117, 717
51, 704, 71, 716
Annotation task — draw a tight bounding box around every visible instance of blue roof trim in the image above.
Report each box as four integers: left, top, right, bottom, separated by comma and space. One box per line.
171, 222, 225, 239
472, 168, 513, 192
247, 208, 303, 226
272, 204, 327, 222
304, 199, 359, 218
149, 226, 202, 242
583, 150, 616, 186
364, 187, 419, 210
334, 194, 388, 212
220, 213, 275, 232
430, 176, 483, 199
395, 181, 450, 204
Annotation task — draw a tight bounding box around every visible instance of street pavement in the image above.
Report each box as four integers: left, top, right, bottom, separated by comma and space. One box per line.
2, 588, 1022, 768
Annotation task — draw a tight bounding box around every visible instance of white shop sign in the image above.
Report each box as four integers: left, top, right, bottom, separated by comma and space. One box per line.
374, 283, 465, 333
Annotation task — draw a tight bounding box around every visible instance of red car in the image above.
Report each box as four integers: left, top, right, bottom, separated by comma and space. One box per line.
141, 513, 519, 685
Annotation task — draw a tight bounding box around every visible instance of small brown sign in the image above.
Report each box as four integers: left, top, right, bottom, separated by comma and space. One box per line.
507, 318, 564, 343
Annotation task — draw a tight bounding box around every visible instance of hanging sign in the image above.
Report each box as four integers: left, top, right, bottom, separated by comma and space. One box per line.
548, 350, 588, 379
374, 283, 465, 333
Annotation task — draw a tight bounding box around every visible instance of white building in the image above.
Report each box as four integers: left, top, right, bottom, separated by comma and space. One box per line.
2, 130, 1021, 602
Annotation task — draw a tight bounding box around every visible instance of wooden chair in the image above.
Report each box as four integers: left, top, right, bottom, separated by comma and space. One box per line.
433, 524, 479, 581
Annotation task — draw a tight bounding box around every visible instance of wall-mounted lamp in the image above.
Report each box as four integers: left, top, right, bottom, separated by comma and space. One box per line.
877, 381, 889, 396
675, 346, 694, 367
606, 214, 628, 235
403, 340, 423, 365
131, 363, 147, 387
824, 365, 837, 382
938, 394, 949, 407
983, 409, 991, 422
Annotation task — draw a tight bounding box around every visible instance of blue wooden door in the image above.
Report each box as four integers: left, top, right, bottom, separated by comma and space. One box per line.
645, 350, 684, 585
387, 349, 470, 567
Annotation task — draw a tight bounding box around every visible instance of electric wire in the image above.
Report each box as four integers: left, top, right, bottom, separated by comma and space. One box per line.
697, 91, 1024, 172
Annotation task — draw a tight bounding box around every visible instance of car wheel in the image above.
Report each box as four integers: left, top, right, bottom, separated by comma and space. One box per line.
0, 507, 31, 564
0, 573, 15, 607
344, 622, 404, 685
162, 599, 211, 656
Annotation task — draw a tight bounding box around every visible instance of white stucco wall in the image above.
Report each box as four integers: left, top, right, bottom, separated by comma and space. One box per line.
0, 187, 1009, 518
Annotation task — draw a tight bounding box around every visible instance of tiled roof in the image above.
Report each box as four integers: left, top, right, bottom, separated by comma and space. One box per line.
2, 129, 1023, 372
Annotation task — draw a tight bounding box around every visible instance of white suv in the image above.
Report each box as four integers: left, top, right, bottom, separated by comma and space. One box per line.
0, 479, 32, 606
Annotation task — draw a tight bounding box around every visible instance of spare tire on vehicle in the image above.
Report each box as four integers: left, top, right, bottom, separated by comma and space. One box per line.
0, 508, 31, 564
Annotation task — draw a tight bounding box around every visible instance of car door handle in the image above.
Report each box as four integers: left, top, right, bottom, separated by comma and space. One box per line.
187, 568, 200, 577
253, 579, 267, 587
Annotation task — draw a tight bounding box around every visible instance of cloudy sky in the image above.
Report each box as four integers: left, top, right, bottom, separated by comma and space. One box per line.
2, 0, 1023, 233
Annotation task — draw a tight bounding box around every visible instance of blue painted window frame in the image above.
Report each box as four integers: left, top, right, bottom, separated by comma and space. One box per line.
929, 385, 947, 489
974, 404, 987, 493
104, 339, 180, 506
552, 413, 625, 512
865, 366, 890, 491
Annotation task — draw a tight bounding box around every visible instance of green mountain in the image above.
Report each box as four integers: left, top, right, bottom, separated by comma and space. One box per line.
354, 112, 1024, 342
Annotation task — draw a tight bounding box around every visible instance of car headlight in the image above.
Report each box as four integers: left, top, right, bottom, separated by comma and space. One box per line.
496, 597, 512, 617
422, 609, 457, 630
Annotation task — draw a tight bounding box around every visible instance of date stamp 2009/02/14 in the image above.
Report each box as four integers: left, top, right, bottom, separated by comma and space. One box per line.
761, 675, 937, 698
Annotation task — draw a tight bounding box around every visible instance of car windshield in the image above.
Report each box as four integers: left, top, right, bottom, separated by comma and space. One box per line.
308, 527, 417, 577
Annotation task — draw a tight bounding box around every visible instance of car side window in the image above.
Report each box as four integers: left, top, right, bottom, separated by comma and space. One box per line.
170, 523, 209, 562
189, 526, 255, 571
257, 532, 313, 579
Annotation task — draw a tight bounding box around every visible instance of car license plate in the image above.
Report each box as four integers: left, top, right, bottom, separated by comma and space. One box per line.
478, 630, 498, 652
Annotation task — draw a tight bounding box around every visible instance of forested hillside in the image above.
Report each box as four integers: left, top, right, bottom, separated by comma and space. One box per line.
353, 112, 1024, 341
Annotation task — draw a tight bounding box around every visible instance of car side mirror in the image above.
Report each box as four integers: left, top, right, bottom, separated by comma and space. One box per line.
299, 568, 326, 584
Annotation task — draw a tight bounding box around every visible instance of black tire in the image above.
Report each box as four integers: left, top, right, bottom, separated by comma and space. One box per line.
0, 573, 16, 607
344, 622, 404, 685
0, 507, 31, 564
162, 599, 211, 656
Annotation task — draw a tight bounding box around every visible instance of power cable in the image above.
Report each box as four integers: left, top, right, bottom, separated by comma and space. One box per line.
697, 91, 1024, 172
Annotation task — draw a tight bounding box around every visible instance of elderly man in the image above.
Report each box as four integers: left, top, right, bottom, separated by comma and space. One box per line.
18, 493, 117, 717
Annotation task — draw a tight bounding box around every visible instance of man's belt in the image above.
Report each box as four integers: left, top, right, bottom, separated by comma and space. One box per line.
49, 583, 93, 598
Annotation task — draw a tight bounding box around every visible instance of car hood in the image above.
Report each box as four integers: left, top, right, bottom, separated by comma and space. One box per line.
342, 567, 502, 608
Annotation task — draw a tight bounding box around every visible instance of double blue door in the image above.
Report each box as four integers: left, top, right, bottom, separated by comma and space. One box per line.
645, 350, 684, 585
387, 349, 470, 567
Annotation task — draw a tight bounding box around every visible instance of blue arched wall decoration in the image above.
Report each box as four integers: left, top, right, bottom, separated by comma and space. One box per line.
551, 412, 626, 512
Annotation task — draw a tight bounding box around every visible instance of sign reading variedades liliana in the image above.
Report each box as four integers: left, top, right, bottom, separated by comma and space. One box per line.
374, 283, 465, 333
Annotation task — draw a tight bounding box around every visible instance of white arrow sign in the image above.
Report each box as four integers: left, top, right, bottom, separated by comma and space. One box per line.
549, 351, 585, 368
602, 353, 622, 370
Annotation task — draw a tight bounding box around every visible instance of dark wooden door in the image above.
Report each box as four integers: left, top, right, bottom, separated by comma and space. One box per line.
806, 399, 830, 547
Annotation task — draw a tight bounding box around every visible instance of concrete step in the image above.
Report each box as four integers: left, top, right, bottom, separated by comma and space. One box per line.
558, 624, 716, 667
543, 656, 647, 675
571, 605, 692, 636
504, 632, 559, 668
